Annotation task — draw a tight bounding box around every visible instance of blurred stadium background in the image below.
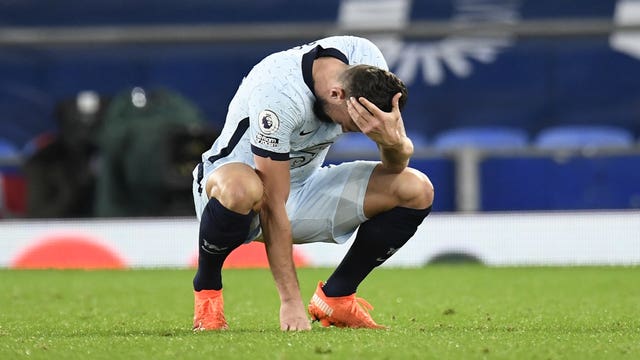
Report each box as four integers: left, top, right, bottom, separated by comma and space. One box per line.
0, 0, 639, 269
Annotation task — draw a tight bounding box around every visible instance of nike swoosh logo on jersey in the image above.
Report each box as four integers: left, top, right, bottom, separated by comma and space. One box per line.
299, 129, 315, 136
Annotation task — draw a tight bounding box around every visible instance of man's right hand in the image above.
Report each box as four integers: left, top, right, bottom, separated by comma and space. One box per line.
280, 298, 312, 331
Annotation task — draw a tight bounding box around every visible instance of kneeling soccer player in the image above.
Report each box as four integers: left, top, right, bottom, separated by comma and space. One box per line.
191, 35, 433, 331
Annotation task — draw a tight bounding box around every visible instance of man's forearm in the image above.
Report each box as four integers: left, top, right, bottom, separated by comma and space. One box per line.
260, 207, 301, 302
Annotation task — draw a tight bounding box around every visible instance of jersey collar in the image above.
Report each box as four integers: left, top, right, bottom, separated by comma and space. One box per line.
301, 45, 349, 97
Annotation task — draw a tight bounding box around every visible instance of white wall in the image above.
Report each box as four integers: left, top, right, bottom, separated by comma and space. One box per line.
1, 210, 639, 268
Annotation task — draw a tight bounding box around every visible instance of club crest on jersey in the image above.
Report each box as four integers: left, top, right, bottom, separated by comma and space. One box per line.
259, 110, 279, 135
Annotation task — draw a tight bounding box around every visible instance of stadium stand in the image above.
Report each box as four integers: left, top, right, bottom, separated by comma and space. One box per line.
534, 125, 635, 149
432, 126, 529, 150
1, 1, 638, 145
1, 0, 639, 213
480, 153, 640, 211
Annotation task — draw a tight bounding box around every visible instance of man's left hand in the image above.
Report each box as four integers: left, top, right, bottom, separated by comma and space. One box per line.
347, 92, 406, 148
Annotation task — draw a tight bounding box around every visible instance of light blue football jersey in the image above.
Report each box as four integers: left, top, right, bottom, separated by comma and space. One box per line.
200, 36, 388, 183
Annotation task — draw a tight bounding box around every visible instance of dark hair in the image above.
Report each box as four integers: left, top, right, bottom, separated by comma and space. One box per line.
340, 64, 408, 112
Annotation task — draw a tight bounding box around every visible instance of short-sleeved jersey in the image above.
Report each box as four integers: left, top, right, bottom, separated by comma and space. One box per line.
200, 36, 388, 184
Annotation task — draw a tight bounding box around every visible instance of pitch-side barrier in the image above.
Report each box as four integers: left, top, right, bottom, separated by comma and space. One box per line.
1, 210, 638, 269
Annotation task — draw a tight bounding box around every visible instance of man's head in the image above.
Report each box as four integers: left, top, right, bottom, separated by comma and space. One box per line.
340, 64, 408, 112
313, 64, 408, 131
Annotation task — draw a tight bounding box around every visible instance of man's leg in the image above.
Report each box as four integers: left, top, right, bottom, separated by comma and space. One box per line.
192, 163, 263, 330
321, 205, 431, 297
193, 197, 254, 291
309, 165, 434, 328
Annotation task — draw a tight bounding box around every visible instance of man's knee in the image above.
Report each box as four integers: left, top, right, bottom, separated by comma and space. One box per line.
397, 168, 434, 209
206, 165, 264, 213
216, 180, 263, 213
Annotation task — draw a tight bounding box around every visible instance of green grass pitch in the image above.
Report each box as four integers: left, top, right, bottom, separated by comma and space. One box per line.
1, 266, 639, 359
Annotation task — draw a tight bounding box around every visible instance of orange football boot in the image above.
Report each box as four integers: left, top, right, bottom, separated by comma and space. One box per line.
193, 289, 229, 331
308, 281, 387, 329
